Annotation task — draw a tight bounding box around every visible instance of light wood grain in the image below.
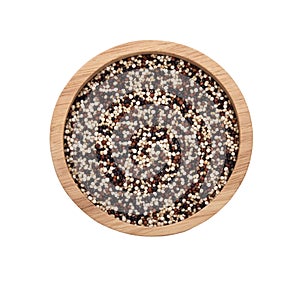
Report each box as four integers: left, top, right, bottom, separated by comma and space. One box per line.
50, 40, 253, 236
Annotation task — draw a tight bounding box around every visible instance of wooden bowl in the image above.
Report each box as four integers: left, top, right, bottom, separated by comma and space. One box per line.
50, 41, 252, 236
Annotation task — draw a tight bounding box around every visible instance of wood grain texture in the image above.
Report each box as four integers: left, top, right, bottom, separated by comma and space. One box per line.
50, 40, 252, 236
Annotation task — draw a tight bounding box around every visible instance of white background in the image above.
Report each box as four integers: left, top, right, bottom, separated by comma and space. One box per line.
1, 1, 299, 281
